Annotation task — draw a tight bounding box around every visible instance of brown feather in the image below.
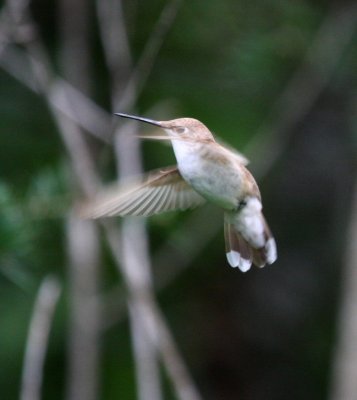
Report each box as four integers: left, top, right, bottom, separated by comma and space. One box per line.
80, 166, 206, 218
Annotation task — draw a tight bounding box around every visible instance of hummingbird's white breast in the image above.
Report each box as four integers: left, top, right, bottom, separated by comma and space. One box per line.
171, 139, 245, 211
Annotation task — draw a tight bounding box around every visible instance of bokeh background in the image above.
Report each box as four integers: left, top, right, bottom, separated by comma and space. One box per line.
0, 0, 356, 399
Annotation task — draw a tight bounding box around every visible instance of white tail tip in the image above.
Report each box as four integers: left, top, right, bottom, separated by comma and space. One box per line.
226, 251, 252, 272
265, 238, 277, 264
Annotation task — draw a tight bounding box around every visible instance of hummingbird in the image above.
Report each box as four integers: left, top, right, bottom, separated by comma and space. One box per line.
82, 113, 277, 272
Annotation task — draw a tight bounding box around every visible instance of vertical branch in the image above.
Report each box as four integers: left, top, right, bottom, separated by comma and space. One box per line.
20, 276, 61, 400
58, 2, 102, 400
121, 218, 163, 400
96, 0, 132, 102
129, 303, 162, 400
329, 182, 357, 400
66, 215, 101, 400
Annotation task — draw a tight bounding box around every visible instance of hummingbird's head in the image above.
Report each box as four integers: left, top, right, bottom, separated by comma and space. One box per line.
115, 113, 215, 143
159, 118, 215, 143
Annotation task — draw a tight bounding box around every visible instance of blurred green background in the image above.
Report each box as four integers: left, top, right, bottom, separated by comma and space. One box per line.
0, 0, 356, 399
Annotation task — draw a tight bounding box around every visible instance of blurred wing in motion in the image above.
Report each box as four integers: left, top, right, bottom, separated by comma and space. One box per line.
215, 136, 249, 166
80, 166, 206, 218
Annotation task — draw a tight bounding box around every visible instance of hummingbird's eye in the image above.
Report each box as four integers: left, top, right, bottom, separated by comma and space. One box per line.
174, 127, 187, 134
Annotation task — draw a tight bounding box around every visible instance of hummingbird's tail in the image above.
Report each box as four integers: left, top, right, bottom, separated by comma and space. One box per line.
224, 198, 277, 272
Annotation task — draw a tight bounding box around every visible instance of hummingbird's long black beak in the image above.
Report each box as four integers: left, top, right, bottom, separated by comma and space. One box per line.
115, 113, 163, 127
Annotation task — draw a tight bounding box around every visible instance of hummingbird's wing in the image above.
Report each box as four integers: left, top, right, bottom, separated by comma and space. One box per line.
80, 166, 206, 218
215, 137, 249, 166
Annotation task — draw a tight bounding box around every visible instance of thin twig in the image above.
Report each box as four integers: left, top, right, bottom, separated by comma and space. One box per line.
20, 276, 61, 400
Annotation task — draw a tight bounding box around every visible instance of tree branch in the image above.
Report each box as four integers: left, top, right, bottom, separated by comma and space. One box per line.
329, 180, 357, 400
20, 276, 61, 400
65, 215, 101, 400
